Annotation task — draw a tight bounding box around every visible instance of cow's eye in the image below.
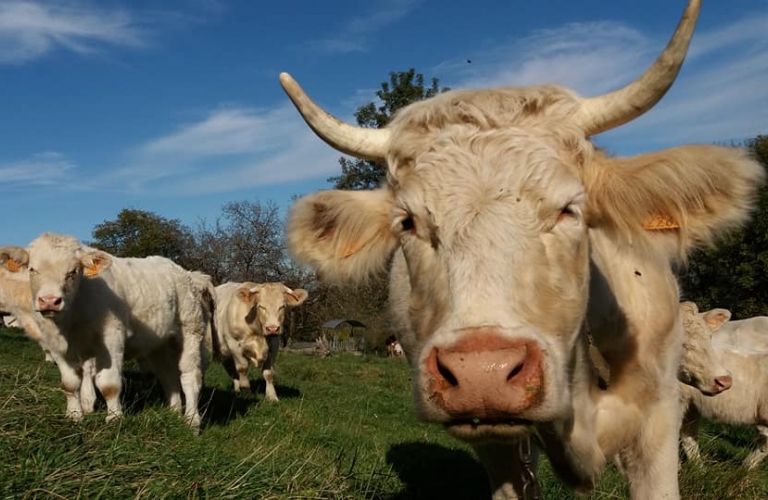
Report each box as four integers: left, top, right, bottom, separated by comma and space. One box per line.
556, 205, 579, 224
401, 216, 415, 233
29, 267, 38, 274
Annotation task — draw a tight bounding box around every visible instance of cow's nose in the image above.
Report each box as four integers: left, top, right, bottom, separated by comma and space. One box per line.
37, 294, 63, 312
426, 330, 544, 420
713, 374, 732, 393
265, 325, 280, 335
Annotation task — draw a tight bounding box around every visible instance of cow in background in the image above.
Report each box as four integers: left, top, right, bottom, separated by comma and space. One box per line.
0, 261, 53, 362
282, 0, 765, 497
0, 233, 213, 431
680, 304, 768, 469
210, 282, 308, 401
710, 312, 768, 353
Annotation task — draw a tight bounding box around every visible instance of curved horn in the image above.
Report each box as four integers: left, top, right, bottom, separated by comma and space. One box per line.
279, 73, 390, 161
575, 0, 701, 136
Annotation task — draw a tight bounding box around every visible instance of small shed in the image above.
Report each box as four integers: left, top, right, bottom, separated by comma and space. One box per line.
322, 319, 368, 353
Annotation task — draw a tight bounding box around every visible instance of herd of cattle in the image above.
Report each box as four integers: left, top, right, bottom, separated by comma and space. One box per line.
0, 0, 766, 498
0, 232, 308, 430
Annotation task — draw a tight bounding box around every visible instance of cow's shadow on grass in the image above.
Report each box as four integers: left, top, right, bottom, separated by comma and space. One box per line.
383, 442, 490, 499
199, 380, 301, 427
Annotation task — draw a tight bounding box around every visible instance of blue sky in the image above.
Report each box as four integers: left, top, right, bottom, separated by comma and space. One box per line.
1, 0, 766, 247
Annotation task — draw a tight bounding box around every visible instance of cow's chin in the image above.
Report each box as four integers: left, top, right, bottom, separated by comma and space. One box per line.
445, 419, 534, 443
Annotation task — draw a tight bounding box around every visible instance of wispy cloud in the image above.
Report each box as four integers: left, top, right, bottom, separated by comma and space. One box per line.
0, 1, 145, 64
0, 152, 76, 186
309, 0, 422, 54
97, 104, 340, 194
436, 11, 768, 151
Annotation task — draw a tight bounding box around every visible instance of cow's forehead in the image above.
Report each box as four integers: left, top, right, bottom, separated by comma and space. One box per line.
257, 283, 288, 308
389, 128, 587, 227
27, 234, 81, 267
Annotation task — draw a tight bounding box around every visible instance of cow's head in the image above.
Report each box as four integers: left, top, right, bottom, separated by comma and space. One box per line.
0, 233, 111, 321
284, 0, 762, 444
236, 282, 308, 336
678, 302, 732, 395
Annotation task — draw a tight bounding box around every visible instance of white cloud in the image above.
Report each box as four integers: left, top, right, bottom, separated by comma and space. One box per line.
0, 152, 76, 186
97, 104, 342, 194
436, 11, 768, 151
309, 0, 422, 55
0, 1, 145, 64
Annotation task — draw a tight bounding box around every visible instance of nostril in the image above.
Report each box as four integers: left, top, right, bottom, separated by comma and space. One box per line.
437, 356, 459, 387
506, 360, 525, 382
53, 297, 62, 306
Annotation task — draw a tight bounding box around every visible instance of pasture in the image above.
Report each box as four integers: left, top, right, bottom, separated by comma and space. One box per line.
1, 327, 766, 500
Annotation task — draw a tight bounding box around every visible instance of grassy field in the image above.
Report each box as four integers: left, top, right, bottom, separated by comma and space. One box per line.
1, 327, 767, 499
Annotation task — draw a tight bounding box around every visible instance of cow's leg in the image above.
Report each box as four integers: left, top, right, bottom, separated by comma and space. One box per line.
745, 425, 768, 470
142, 347, 183, 414
93, 340, 124, 423
177, 333, 204, 430
53, 354, 84, 422
472, 441, 533, 500
618, 396, 681, 500
79, 358, 97, 415
231, 351, 251, 395
679, 405, 702, 462
262, 335, 281, 402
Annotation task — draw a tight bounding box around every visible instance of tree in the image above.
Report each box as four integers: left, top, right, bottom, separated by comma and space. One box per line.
679, 135, 768, 318
189, 200, 286, 284
328, 68, 448, 190
90, 209, 195, 266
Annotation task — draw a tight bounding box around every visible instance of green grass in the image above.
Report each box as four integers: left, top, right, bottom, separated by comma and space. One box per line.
1, 327, 767, 499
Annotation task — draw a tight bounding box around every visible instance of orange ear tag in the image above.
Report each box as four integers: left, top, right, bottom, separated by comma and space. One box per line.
84, 265, 100, 277
642, 214, 679, 231
5, 259, 21, 272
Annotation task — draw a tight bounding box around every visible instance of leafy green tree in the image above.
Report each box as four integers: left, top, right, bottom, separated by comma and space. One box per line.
90, 209, 194, 266
679, 135, 768, 318
329, 69, 448, 190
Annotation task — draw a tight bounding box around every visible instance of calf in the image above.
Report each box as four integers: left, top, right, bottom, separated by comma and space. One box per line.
679, 304, 768, 469
210, 282, 308, 401
710, 313, 768, 353
0, 263, 53, 361
0, 233, 213, 430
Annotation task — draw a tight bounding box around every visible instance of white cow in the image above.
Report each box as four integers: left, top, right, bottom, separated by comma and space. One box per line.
0, 263, 53, 361
0, 233, 213, 430
209, 281, 308, 401
282, 0, 764, 497
710, 313, 768, 353
680, 305, 768, 469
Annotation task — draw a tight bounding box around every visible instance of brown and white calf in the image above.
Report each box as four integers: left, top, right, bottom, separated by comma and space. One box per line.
680, 305, 768, 469
0, 233, 213, 430
282, 0, 764, 497
209, 282, 308, 401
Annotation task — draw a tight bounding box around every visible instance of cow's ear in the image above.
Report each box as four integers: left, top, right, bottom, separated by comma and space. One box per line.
236, 284, 261, 304
586, 145, 765, 260
79, 249, 112, 277
0, 246, 29, 273
283, 287, 308, 306
287, 187, 399, 284
702, 308, 731, 330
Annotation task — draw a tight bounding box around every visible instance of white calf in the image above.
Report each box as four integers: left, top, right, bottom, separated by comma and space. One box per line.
680, 304, 768, 469
210, 282, 307, 401
0, 233, 213, 430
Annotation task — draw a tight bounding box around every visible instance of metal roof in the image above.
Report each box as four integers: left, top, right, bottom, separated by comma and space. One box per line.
322, 319, 368, 329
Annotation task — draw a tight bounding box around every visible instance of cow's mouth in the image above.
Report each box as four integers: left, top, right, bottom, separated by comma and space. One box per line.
39, 310, 59, 319
445, 418, 534, 442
